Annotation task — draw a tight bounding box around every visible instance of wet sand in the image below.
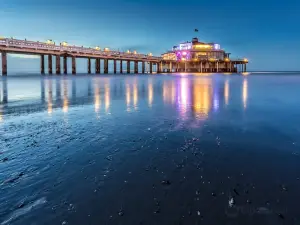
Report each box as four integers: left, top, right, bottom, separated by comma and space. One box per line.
1, 73, 300, 225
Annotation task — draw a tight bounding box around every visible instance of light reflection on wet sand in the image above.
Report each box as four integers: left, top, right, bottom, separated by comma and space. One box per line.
0, 75, 251, 123
1, 74, 300, 225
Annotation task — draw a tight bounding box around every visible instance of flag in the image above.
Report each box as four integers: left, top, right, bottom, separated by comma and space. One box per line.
195, 29, 199, 32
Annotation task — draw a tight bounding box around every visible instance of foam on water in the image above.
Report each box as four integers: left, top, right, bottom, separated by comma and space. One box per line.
1, 197, 47, 225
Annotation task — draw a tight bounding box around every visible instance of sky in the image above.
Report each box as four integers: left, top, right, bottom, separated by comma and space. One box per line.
1, 0, 300, 73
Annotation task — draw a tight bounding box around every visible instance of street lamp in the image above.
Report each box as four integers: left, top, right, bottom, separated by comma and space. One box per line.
46, 39, 54, 45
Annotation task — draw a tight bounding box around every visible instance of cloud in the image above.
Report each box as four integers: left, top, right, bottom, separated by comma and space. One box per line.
9, 54, 40, 59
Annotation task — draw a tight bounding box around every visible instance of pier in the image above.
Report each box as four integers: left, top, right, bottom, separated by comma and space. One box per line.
0, 38, 161, 76
0, 37, 248, 76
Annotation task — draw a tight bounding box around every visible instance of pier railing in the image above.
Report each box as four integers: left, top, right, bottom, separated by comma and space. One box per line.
0, 38, 161, 61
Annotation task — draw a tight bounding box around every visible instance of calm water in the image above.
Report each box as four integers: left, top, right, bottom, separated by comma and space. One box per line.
1, 73, 300, 225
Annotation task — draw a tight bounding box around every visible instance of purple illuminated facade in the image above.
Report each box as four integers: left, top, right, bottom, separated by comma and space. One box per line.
161, 37, 248, 73
163, 37, 230, 61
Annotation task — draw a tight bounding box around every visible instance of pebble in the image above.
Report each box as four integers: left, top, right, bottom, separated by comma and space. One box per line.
161, 180, 171, 185
2, 157, 9, 162
118, 210, 124, 216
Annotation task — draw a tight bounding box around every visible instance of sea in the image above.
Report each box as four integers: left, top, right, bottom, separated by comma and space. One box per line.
1, 72, 300, 225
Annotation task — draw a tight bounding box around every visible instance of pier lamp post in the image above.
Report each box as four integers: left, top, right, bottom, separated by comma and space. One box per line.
224, 58, 230, 72
243, 58, 248, 72
46, 40, 54, 45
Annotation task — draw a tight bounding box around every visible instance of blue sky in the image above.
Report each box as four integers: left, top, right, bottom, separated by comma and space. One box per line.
1, 0, 300, 73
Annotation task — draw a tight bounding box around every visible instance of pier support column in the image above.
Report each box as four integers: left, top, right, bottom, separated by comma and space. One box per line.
157, 62, 161, 73
142, 61, 145, 74
72, 57, 76, 75
134, 61, 138, 74
200, 62, 203, 73
104, 59, 108, 74
150, 62, 153, 74
63, 56, 67, 74
229, 62, 232, 72
48, 55, 52, 75
184, 61, 187, 72
113, 60, 117, 74
87, 58, 91, 74
95, 58, 100, 74
120, 60, 123, 73
127, 61, 130, 74
216, 61, 219, 73
244, 63, 247, 72
1, 51, 7, 76
56, 55, 61, 75
169, 62, 172, 73
40, 54, 45, 75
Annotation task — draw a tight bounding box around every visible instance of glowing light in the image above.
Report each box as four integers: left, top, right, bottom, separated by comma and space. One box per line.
126, 84, 131, 111
94, 82, 101, 113
148, 81, 153, 107
47, 80, 53, 115
133, 82, 138, 110
63, 81, 68, 113
95, 46, 101, 50
243, 79, 248, 109
243, 58, 248, 63
209, 58, 216, 62
192, 82, 211, 120
0, 105, 3, 123
194, 44, 212, 49
104, 48, 110, 52
213, 94, 219, 111
178, 78, 189, 119
214, 44, 221, 50
127, 50, 130, 53
182, 58, 186, 61
133, 50, 137, 55
224, 58, 230, 62
46, 39, 54, 45
179, 43, 192, 50
182, 51, 187, 56
148, 53, 153, 56
105, 83, 110, 112
61, 41, 68, 46
224, 80, 229, 106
